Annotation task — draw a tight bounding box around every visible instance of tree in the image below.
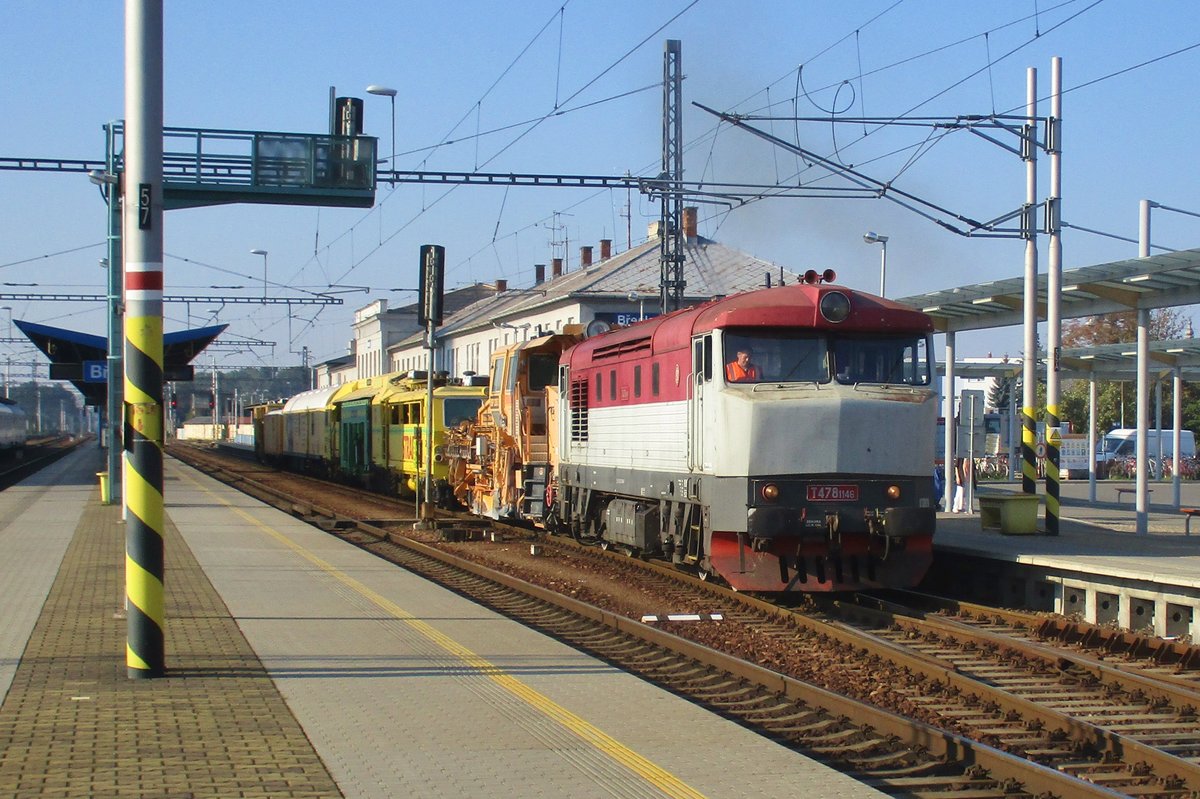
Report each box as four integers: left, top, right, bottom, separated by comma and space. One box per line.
1060, 308, 1194, 435
987, 375, 1013, 413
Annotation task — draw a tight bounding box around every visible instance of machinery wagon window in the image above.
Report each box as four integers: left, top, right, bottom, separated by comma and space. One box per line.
442, 398, 481, 429
489, 356, 505, 394
528, 353, 558, 390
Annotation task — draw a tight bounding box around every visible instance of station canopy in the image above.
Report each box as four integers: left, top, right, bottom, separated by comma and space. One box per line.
15, 320, 226, 406
936, 337, 1200, 382
898, 248, 1200, 332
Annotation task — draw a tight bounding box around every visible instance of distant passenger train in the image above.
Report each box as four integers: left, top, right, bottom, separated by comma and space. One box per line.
0, 398, 28, 451
446, 274, 939, 592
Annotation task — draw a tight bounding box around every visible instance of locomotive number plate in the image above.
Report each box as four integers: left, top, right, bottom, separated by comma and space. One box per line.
806, 484, 859, 502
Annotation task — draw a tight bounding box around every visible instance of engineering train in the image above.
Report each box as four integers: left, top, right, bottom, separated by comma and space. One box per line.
254, 372, 486, 502
0, 398, 28, 451
445, 274, 939, 592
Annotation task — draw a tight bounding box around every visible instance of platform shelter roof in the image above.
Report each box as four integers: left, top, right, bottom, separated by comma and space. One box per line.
897, 248, 1200, 332
934, 338, 1200, 381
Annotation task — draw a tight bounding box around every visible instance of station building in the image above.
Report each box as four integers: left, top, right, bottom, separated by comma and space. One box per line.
359, 209, 809, 381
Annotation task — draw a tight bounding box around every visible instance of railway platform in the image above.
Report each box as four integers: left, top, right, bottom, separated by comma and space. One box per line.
0, 446, 888, 799
931, 480, 1200, 640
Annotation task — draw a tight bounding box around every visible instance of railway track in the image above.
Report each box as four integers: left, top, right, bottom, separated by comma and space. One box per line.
170, 442, 1198, 798
0, 435, 89, 490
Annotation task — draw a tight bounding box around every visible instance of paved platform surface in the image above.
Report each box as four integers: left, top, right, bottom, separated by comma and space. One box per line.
0, 446, 889, 799
936, 480, 1200, 588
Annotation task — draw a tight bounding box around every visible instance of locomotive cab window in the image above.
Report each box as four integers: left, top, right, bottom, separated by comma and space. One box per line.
831, 333, 932, 386
722, 330, 828, 384
693, 335, 713, 383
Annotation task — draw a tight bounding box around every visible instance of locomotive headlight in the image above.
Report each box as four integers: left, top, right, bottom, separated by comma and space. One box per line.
760, 483, 780, 502
819, 291, 852, 323
886, 484, 901, 500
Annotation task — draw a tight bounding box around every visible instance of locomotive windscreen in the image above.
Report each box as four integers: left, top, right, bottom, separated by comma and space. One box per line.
831, 333, 931, 386
722, 329, 931, 386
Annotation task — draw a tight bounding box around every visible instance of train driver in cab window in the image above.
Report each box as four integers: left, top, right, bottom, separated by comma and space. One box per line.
725, 346, 759, 383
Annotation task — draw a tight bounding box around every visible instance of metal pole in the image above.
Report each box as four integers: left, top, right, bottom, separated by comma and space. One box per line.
943, 332, 956, 513
1009, 372, 1019, 479
105, 122, 124, 504
423, 321, 435, 521
1174, 367, 1183, 509
1020, 67, 1039, 502
123, 0, 165, 678
1044, 57, 1062, 535
879, 239, 887, 298
1136, 309, 1149, 534
1155, 376, 1163, 481
967, 393, 976, 515
1135, 200, 1151, 534
1088, 373, 1097, 503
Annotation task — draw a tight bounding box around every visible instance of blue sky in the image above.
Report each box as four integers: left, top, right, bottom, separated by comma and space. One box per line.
3, 1, 1200, 373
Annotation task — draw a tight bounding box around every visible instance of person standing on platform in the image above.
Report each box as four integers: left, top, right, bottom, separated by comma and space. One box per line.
952, 458, 966, 513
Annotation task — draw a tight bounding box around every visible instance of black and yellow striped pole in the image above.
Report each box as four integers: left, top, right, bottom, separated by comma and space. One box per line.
123, 0, 165, 678
1044, 408, 1061, 535
1021, 406, 1038, 494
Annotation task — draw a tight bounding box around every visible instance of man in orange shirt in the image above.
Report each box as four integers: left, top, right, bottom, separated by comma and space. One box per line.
725, 347, 759, 382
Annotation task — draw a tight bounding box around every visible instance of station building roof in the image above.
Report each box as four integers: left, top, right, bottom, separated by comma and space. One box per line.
391, 234, 805, 349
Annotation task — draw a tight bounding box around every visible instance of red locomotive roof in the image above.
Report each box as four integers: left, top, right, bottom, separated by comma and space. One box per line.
566, 283, 933, 366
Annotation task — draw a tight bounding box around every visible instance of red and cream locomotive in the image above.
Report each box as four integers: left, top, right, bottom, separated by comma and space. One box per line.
447, 273, 938, 592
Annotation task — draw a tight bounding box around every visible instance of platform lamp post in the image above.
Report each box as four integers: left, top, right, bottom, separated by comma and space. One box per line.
366, 85, 397, 164
250, 249, 268, 300
863, 232, 888, 298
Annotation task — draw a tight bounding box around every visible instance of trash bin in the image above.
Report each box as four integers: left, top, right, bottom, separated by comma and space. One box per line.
96, 471, 110, 505
978, 494, 1039, 535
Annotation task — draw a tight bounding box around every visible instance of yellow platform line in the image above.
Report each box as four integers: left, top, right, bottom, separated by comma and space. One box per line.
178, 470, 707, 799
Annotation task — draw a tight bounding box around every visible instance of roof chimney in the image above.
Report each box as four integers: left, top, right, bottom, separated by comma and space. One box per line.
683, 207, 698, 241
495, 279, 508, 294
534, 263, 545, 285
600, 239, 612, 260
552, 258, 563, 278
580, 246, 593, 268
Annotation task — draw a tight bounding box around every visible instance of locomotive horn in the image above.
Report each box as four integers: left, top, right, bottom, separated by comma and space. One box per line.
803, 270, 819, 285
821, 269, 837, 284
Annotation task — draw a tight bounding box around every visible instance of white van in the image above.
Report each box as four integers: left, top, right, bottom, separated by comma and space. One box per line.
1096, 428, 1196, 476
